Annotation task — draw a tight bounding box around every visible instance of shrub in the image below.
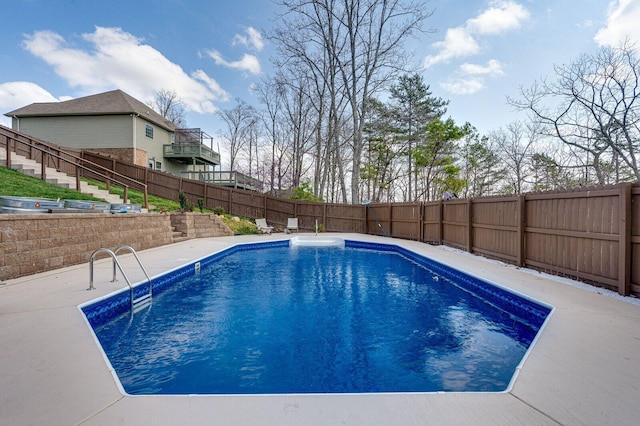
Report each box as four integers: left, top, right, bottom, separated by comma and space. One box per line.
178, 191, 192, 212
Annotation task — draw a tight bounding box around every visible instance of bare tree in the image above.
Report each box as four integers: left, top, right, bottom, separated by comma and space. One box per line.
150, 89, 186, 127
491, 121, 539, 194
269, 32, 351, 202
255, 77, 285, 193
273, 0, 433, 202
510, 41, 640, 183
280, 75, 317, 188
238, 118, 262, 179
217, 98, 257, 171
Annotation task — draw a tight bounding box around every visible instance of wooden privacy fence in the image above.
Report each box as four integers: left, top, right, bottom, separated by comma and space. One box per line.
74, 153, 640, 297
81, 151, 368, 234
365, 183, 640, 297
4, 137, 637, 298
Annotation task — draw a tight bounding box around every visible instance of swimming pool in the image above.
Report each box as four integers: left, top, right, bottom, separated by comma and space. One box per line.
81, 239, 552, 395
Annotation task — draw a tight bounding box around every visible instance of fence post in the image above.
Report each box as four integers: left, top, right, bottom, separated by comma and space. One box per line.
40, 152, 46, 182
618, 183, 633, 296
202, 183, 208, 209
75, 169, 81, 191
438, 200, 443, 245
420, 203, 425, 242
364, 204, 369, 235
264, 193, 268, 219
323, 204, 327, 231
388, 203, 393, 238
517, 195, 526, 267
5, 137, 11, 168
466, 198, 473, 253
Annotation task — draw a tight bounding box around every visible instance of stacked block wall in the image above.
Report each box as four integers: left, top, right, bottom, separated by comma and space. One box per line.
0, 212, 232, 281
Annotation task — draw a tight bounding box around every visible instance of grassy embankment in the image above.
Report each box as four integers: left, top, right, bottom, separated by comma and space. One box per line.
0, 166, 258, 234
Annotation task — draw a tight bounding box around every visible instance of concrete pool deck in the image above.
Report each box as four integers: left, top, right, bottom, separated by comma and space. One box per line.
1, 233, 639, 425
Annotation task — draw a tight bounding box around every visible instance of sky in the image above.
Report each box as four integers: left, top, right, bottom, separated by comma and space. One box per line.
1, 0, 639, 163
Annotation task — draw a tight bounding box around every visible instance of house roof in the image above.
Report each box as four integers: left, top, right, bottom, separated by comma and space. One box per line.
5, 89, 176, 131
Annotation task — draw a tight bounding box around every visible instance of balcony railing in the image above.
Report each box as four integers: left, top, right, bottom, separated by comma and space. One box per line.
181, 170, 263, 191
163, 143, 220, 166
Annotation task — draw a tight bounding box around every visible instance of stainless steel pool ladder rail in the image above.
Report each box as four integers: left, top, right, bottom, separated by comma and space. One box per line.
87, 245, 153, 312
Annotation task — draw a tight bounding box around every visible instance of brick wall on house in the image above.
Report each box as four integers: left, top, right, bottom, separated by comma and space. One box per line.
0, 212, 233, 282
84, 148, 148, 167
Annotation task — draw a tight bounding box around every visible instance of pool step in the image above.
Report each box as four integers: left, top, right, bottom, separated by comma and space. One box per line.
132, 294, 152, 313
172, 229, 190, 243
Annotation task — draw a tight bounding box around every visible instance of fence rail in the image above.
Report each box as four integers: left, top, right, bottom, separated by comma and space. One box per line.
84, 150, 639, 297
2, 127, 638, 297
365, 184, 639, 297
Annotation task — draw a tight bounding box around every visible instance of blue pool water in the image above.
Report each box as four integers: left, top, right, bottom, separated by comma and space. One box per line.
83, 240, 551, 395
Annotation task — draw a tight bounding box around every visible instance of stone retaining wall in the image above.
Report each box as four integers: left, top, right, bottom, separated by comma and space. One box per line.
0, 212, 233, 282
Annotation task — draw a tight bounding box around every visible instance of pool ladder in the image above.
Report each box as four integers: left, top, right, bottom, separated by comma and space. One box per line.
88, 244, 153, 312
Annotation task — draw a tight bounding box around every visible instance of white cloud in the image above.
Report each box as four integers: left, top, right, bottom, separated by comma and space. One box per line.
423, 27, 480, 68
423, 0, 530, 68
0, 81, 63, 126
206, 49, 261, 75
459, 59, 505, 76
246, 27, 264, 51
0, 81, 59, 108
232, 27, 264, 51
577, 19, 596, 29
22, 27, 229, 114
594, 0, 640, 46
439, 59, 505, 95
440, 77, 485, 95
466, 0, 530, 35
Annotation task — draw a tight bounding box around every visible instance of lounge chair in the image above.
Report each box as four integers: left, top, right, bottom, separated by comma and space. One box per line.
287, 217, 299, 233
255, 218, 273, 234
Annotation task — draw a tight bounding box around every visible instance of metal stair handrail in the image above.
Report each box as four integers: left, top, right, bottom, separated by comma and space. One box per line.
1, 125, 148, 208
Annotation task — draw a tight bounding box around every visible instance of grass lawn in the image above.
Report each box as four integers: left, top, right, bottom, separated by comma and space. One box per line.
0, 166, 259, 234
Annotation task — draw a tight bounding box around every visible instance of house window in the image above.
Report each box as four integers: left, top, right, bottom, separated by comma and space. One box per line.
145, 124, 154, 139
155, 161, 162, 170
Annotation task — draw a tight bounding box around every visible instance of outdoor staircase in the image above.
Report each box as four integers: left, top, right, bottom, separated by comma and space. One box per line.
170, 212, 235, 239
171, 226, 191, 243
1, 149, 124, 204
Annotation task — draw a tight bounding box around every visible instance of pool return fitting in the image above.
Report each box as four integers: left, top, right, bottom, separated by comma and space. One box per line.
88, 244, 153, 312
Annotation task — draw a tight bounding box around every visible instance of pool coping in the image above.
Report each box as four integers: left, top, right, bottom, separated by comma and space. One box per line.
1, 233, 639, 425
